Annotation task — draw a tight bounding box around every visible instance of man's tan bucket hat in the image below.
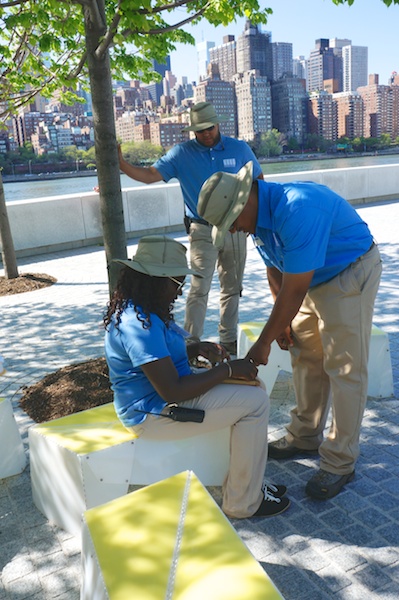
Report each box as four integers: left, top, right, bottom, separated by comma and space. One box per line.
198, 162, 253, 248
182, 102, 228, 132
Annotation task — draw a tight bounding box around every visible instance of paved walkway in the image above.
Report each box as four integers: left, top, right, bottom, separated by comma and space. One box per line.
1, 200, 399, 599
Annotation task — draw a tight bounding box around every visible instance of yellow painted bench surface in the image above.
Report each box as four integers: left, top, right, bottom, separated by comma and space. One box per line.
84, 471, 283, 600
32, 403, 135, 454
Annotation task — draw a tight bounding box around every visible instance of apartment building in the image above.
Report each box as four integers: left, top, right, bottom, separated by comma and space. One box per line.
149, 122, 189, 149
271, 42, 293, 81
271, 76, 308, 143
342, 45, 368, 92
194, 64, 237, 137
236, 20, 273, 82
233, 70, 272, 141
333, 92, 364, 138
308, 90, 337, 140
358, 74, 392, 138
209, 35, 237, 82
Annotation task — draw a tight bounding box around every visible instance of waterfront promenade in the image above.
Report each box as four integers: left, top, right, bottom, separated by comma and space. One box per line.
0, 199, 399, 599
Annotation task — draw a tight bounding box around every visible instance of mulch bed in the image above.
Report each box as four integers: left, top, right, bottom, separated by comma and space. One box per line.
0, 273, 57, 296
19, 357, 113, 423
2, 271, 110, 423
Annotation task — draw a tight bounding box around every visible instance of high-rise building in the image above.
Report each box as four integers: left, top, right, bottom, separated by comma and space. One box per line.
307, 39, 343, 93
308, 91, 337, 140
233, 70, 272, 141
307, 39, 333, 92
209, 35, 237, 82
293, 56, 307, 83
163, 71, 177, 99
146, 57, 171, 105
271, 75, 308, 143
236, 20, 273, 81
342, 45, 368, 92
390, 73, 399, 139
358, 74, 392, 138
194, 63, 236, 137
197, 40, 215, 82
271, 42, 293, 81
333, 91, 364, 138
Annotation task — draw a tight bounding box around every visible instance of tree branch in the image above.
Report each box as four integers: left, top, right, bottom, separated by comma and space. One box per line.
66, 49, 88, 79
0, 0, 30, 7
137, 0, 196, 15
95, 0, 122, 59
95, 0, 208, 58
121, 4, 208, 38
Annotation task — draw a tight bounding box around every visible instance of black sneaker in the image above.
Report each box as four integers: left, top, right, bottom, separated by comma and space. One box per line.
305, 469, 355, 500
262, 482, 287, 498
269, 437, 319, 460
252, 489, 290, 518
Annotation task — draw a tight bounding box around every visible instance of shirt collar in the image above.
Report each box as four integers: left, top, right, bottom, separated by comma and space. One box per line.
255, 183, 273, 232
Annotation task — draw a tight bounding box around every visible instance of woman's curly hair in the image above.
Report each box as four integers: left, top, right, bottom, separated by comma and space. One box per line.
103, 267, 175, 330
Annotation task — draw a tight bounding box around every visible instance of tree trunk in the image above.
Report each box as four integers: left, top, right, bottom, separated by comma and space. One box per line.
0, 172, 19, 279
83, 0, 127, 295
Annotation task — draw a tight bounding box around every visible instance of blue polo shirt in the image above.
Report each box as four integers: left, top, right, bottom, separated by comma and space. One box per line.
254, 180, 373, 287
153, 135, 262, 220
104, 305, 192, 427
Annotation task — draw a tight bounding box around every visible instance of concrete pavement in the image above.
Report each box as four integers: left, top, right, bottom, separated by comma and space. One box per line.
1, 199, 399, 599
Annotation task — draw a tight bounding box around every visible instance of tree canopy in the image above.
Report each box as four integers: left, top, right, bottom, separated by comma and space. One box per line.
0, 0, 271, 286
0, 0, 271, 119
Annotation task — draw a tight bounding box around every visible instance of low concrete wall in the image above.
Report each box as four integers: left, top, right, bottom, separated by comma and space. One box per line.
2, 182, 184, 259
2, 163, 399, 259
265, 163, 399, 205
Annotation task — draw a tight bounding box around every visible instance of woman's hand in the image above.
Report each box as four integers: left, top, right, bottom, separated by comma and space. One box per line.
197, 341, 229, 365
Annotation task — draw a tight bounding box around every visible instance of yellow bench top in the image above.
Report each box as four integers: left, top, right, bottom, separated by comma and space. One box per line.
32, 402, 136, 454
84, 470, 283, 600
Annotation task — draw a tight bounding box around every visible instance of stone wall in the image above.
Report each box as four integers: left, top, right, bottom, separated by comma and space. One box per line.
2, 164, 399, 259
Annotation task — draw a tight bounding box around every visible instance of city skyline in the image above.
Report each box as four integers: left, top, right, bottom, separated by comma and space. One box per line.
169, 0, 399, 85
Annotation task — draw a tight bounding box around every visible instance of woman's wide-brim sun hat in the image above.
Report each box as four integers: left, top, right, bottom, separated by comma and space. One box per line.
197, 161, 253, 248
182, 101, 228, 132
113, 235, 201, 278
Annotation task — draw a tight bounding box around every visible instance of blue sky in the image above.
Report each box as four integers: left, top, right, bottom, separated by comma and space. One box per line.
169, 0, 399, 85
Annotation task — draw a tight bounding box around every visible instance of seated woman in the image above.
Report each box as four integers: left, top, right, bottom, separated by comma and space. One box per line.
104, 235, 290, 519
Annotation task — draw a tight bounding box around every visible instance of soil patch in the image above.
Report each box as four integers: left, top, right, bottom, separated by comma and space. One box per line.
19, 357, 112, 423
3, 272, 108, 424
0, 273, 57, 296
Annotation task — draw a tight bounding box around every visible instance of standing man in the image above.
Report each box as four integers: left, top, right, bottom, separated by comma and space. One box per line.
197, 162, 382, 499
117, 102, 263, 354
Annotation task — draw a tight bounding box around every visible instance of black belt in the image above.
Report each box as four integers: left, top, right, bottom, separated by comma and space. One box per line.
355, 241, 376, 263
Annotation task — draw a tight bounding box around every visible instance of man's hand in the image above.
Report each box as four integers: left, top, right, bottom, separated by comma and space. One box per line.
246, 339, 271, 366
276, 326, 294, 351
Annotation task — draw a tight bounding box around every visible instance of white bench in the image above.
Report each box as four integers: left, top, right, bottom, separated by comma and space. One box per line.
29, 403, 230, 536
238, 322, 394, 398
81, 470, 284, 600
0, 398, 27, 479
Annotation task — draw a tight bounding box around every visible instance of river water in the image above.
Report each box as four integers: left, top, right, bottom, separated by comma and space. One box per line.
4, 153, 399, 203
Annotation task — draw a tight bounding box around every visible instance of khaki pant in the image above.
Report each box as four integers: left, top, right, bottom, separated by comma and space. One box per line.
286, 243, 382, 475
128, 382, 269, 519
184, 223, 247, 344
